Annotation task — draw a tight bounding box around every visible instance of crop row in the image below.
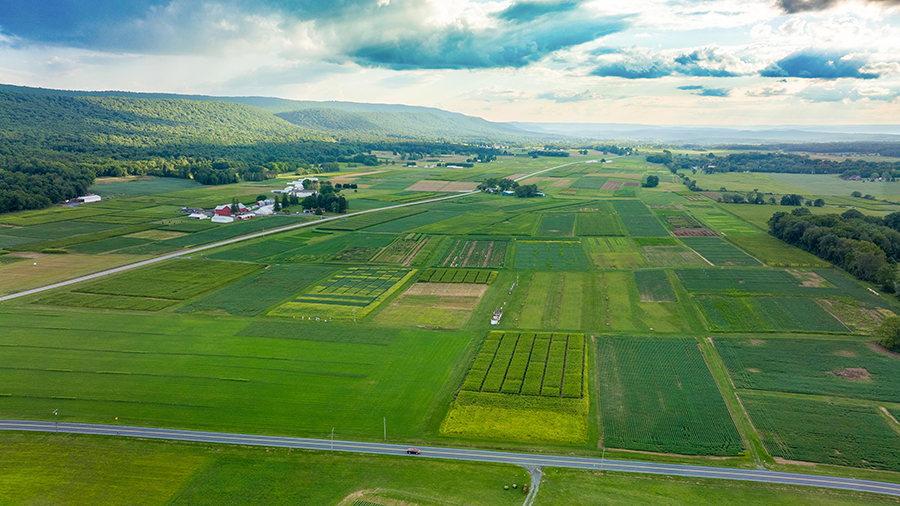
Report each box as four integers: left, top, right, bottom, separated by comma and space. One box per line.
419, 268, 496, 284
612, 200, 669, 237
372, 233, 428, 264
440, 239, 507, 268
462, 332, 585, 398
597, 337, 743, 456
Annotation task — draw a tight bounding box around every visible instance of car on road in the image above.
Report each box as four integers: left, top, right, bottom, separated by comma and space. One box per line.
406, 448, 421, 455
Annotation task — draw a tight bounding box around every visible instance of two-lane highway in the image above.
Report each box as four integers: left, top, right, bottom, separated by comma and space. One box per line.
3, 419, 899, 497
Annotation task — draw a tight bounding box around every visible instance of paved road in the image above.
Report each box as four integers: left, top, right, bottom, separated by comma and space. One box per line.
0, 161, 583, 303
3, 419, 899, 497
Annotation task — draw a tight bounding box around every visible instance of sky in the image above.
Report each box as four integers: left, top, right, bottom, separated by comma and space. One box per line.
0, 0, 898, 125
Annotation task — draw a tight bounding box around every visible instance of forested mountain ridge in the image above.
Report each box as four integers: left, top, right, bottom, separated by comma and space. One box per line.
275, 108, 528, 142
0, 90, 330, 147
0, 83, 534, 142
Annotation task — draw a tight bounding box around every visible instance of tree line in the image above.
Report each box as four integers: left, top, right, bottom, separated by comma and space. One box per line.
769, 208, 900, 292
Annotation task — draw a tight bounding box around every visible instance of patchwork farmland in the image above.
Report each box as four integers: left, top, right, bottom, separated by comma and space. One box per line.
5, 151, 900, 498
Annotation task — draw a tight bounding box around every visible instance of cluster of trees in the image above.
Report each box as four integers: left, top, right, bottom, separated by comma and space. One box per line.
658, 151, 900, 176
769, 208, 900, 292
642, 175, 659, 188
299, 182, 349, 214
477, 178, 518, 192
476, 177, 540, 197
0, 161, 94, 213
514, 184, 540, 198
591, 145, 634, 156
528, 150, 569, 158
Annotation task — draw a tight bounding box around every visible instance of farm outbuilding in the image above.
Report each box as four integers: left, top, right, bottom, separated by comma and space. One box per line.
211, 215, 234, 224
188, 213, 208, 220
76, 195, 101, 203
214, 204, 248, 216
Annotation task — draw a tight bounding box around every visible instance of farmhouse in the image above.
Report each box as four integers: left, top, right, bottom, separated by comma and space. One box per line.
76, 195, 101, 203
211, 215, 234, 224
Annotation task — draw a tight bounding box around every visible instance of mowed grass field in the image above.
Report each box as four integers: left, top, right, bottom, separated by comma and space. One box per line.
535, 468, 896, 506
0, 310, 473, 440
0, 433, 525, 506
596, 337, 743, 456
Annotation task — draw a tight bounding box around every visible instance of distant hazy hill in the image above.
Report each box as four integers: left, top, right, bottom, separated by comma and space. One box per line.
0, 84, 534, 143
510, 122, 900, 144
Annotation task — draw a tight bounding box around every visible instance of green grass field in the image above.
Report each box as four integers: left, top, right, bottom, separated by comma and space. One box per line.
680, 237, 762, 266
514, 241, 589, 270
179, 265, 337, 316
538, 213, 576, 237
0, 433, 524, 506
697, 296, 848, 333
727, 235, 830, 267
0, 310, 471, 440
597, 337, 743, 456
535, 468, 893, 505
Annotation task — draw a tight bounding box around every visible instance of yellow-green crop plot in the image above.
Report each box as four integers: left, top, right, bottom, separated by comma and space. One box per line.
270, 267, 416, 320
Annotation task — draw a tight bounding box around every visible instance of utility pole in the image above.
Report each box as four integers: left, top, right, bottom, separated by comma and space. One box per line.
600, 446, 606, 472
53, 409, 58, 433
331, 428, 334, 455
383, 417, 386, 442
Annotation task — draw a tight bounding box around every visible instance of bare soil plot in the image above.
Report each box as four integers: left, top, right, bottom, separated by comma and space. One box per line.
406, 180, 451, 192
373, 282, 487, 327
623, 182, 640, 187
601, 181, 623, 190
441, 181, 479, 192
550, 178, 573, 187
